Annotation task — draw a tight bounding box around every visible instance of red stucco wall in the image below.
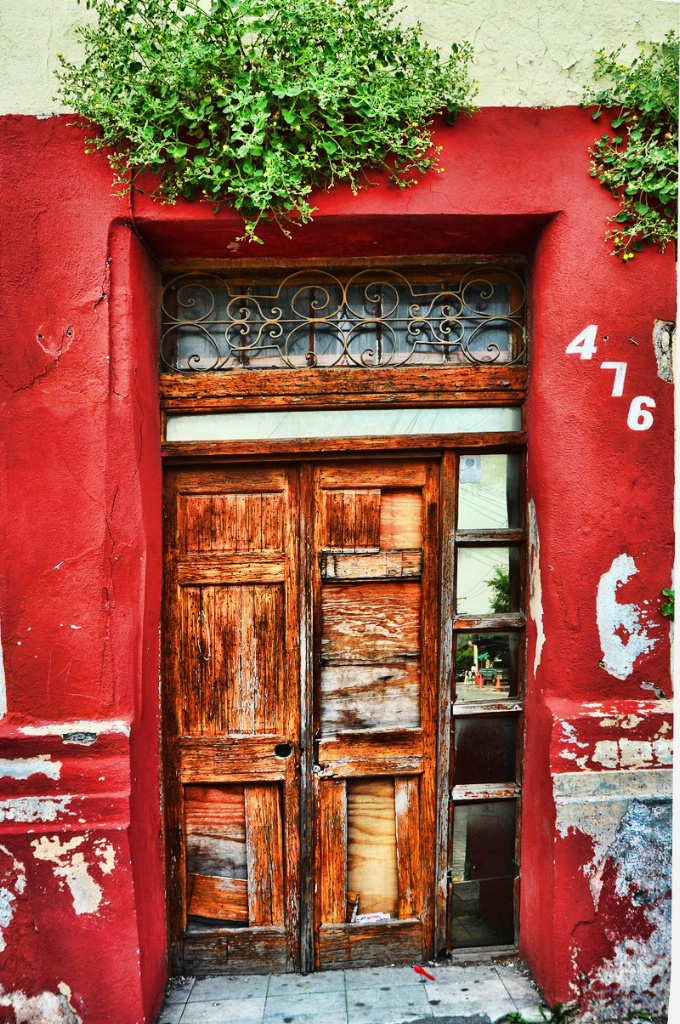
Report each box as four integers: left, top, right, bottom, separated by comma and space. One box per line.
0, 107, 674, 1022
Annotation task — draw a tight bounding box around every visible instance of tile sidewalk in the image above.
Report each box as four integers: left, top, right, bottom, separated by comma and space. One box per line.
157, 961, 546, 1024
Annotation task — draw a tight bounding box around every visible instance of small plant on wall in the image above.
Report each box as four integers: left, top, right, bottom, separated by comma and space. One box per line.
582, 31, 678, 261
56, 0, 477, 240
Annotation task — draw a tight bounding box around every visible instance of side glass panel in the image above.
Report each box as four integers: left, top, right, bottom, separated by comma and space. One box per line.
455, 547, 521, 616
458, 454, 521, 530
449, 801, 517, 949
452, 716, 518, 786
454, 632, 520, 702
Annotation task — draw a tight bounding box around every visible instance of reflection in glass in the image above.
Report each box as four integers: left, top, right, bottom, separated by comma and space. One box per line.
454, 632, 520, 702
453, 716, 518, 786
456, 548, 520, 616
449, 801, 517, 948
458, 454, 521, 530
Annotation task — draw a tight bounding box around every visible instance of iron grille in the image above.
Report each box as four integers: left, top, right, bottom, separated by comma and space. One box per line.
160, 265, 526, 372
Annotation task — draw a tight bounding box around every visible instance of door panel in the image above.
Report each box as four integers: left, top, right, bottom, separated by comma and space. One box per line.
164, 465, 300, 974
312, 460, 438, 968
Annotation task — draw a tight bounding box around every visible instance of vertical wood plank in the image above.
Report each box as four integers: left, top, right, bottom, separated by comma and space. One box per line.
239, 586, 257, 733
355, 489, 381, 550
318, 780, 347, 924
419, 461, 439, 957
253, 585, 282, 733
347, 778, 398, 918
212, 587, 230, 732
183, 495, 213, 553
244, 785, 285, 926
380, 491, 423, 550
341, 491, 356, 550
395, 777, 421, 919
212, 494, 237, 552
181, 586, 203, 735
199, 585, 218, 734
436, 451, 456, 954
261, 492, 283, 551
323, 491, 345, 549
238, 493, 263, 551
300, 464, 316, 973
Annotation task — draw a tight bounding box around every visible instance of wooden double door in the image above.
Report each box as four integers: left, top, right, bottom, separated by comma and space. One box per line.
163, 457, 440, 975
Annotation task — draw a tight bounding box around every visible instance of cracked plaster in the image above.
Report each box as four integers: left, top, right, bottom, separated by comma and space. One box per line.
0, 0, 677, 115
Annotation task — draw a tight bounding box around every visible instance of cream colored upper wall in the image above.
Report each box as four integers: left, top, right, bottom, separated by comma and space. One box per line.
0, 0, 678, 115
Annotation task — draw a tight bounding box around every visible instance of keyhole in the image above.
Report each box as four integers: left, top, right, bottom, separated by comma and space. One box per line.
274, 743, 293, 759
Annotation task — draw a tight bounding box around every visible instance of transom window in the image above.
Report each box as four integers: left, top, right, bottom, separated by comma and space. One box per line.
161, 263, 526, 372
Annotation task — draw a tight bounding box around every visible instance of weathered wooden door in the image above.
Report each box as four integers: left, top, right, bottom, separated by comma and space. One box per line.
163, 458, 439, 974
311, 460, 438, 968
163, 464, 301, 974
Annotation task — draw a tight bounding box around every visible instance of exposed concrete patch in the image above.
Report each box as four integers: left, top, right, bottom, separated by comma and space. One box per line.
596, 554, 657, 679
0, 845, 26, 952
528, 498, 545, 674
0, 755, 61, 780
31, 835, 111, 915
19, 719, 130, 739
652, 320, 674, 383
554, 769, 672, 907
0, 796, 73, 823
578, 801, 672, 1022
0, 984, 82, 1024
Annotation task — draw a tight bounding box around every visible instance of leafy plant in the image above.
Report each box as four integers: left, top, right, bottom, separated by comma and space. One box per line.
505, 1003, 577, 1024
661, 587, 674, 621
55, 0, 477, 240
582, 31, 678, 261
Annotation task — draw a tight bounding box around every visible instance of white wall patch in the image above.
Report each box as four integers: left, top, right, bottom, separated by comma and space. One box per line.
0, 845, 27, 953
529, 498, 545, 673
0, 985, 82, 1024
31, 836, 104, 916
0, 756, 61, 781
596, 554, 657, 680
0, 796, 73, 824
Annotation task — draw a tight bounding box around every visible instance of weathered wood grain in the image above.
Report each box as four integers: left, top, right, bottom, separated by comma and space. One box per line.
163, 432, 526, 459
321, 582, 421, 664
322, 489, 381, 551
187, 874, 249, 922
245, 785, 285, 926
318, 780, 347, 925
183, 926, 288, 975
347, 778, 398, 918
177, 554, 286, 584
160, 363, 527, 409
317, 919, 422, 968
380, 491, 423, 550
180, 586, 203, 735
184, 784, 247, 879
395, 777, 421, 919
320, 550, 422, 581
320, 663, 421, 733
450, 782, 520, 802
319, 462, 427, 489
180, 737, 293, 782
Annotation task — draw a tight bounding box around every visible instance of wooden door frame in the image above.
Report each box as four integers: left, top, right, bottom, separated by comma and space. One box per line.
160, 340, 527, 970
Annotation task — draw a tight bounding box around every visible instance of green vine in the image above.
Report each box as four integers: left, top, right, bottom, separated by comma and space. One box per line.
582, 31, 678, 261
56, 0, 477, 240
661, 588, 674, 621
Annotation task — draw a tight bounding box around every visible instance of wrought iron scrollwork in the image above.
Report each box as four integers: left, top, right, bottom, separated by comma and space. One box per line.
160, 266, 526, 372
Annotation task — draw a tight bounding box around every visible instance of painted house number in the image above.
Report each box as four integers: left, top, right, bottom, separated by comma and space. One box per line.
565, 325, 655, 431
